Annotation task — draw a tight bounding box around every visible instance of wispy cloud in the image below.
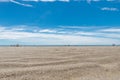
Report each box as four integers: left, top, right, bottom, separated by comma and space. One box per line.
0, 0, 69, 7
99, 28, 120, 33
10, 0, 33, 7
0, 0, 33, 7
101, 7, 119, 11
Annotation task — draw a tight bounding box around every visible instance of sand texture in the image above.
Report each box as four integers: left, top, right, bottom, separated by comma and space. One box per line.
0, 46, 120, 80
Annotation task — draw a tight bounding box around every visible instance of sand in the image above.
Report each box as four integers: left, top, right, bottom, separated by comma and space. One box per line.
0, 46, 120, 80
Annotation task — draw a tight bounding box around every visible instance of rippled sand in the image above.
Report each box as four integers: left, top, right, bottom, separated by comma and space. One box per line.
0, 46, 120, 80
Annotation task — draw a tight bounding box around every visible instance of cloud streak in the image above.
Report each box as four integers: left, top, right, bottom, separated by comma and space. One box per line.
0, 0, 33, 7
101, 7, 119, 11
10, 0, 33, 7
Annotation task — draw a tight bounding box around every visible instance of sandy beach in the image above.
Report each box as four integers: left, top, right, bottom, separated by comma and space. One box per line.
0, 46, 120, 80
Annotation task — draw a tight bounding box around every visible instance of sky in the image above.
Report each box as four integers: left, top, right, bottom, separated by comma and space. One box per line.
0, 0, 120, 45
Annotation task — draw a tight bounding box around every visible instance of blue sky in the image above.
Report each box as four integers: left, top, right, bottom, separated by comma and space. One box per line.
0, 0, 120, 45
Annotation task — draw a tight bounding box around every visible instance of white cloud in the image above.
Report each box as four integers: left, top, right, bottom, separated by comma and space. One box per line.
75, 32, 100, 36
101, 7, 119, 11
0, 25, 120, 45
99, 28, 120, 33
74, 28, 120, 39
0, 29, 119, 45
39, 29, 57, 33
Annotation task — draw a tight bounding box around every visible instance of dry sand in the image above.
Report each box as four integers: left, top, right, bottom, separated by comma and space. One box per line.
0, 46, 120, 80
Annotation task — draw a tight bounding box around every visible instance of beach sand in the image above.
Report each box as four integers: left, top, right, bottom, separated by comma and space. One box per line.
0, 46, 120, 80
